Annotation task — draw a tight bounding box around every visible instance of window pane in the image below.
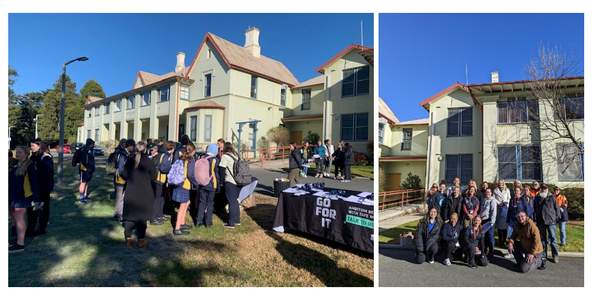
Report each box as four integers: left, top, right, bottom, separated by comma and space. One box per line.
250, 76, 257, 98
460, 154, 473, 183
498, 102, 508, 124
565, 97, 584, 120
557, 143, 584, 181
355, 126, 369, 141
356, 67, 369, 95
355, 113, 368, 127
280, 88, 286, 106
447, 109, 460, 137
355, 113, 369, 140
342, 69, 355, 97
499, 162, 517, 180
461, 108, 472, 136
498, 146, 516, 163
190, 116, 197, 141
301, 89, 311, 110
341, 114, 354, 141
521, 163, 541, 180
445, 155, 459, 183
204, 115, 212, 143
205, 74, 212, 97
521, 146, 541, 163
527, 99, 539, 122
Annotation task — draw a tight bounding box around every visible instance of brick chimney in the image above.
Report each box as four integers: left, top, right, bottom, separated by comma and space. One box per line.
244, 27, 261, 57
175, 52, 186, 74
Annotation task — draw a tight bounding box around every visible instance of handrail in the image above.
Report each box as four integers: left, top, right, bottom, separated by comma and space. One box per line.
379, 188, 425, 210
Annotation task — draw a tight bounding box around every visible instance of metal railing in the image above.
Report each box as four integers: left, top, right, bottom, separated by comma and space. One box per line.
379, 188, 425, 210
258, 145, 292, 166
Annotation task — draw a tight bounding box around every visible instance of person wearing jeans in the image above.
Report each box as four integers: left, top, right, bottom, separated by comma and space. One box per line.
220, 142, 241, 228
196, 144, 220, 227
479, 188, 497, 257
508, 211, 545, 272
534, 184, 561, 263
554, 187, 568, 245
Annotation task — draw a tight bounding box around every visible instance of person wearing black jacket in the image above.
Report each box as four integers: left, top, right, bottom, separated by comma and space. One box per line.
28, 141, 54, 236
462, 215, 488, 268
441, 212, 463, 265
442, 186, 462, 222
9, 146, 40, 253
121, 142, 155, 248
288, 143, 303, 185
342, 142, 353, 182
534, 184, 561, 263
149, 143, 171, 225
77, 138, 96, 204
332, 142, 345, 180
415, 207, 443, 264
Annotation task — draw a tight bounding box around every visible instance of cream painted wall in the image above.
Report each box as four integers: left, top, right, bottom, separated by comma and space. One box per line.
480, 90, 584, 188
380, 161, 427, 190
388, 124, 428, 157
187, 41, 230, 101
290, 84, 325, 116
426, 89, 483, 188
185, 108, 225, 149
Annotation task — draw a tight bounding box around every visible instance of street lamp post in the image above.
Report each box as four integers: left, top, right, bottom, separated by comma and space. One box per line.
57, 56, 88, 181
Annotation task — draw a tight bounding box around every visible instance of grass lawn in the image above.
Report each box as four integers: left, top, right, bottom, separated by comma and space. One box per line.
9, 160, 373, 287
379, 219, 584, 253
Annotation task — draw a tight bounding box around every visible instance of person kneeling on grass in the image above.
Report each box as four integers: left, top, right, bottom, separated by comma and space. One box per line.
462, 216, 488, 268
507, 211, 545, 272
122, 142, 155, 249
415, 207, 443, 264
441, 212, 463, 266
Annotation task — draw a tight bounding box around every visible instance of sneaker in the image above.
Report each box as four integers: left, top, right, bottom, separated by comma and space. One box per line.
443, 258, 451, 266
149, 219, 164, 225
468, 263, 477, 269
428, 260, 434, 264
553, 256, 559, 264
78, 199, 89, 205
538, 261, 546, 270
173, 229, 190, 236
224, 223, 235, 229
180, 224, 192, 230
9, 244, 25, 253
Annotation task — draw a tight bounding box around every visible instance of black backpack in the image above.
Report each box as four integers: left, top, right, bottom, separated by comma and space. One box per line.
71, 148, 82, 167
226, 153, 253, 186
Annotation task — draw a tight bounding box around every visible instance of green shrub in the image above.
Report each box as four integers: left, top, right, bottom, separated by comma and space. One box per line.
563, 187, 584, 220
304, 131, 320, 145
401, 172, 423, 189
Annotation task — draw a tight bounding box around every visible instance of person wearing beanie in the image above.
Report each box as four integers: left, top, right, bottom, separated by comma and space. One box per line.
196, 143, 220, 227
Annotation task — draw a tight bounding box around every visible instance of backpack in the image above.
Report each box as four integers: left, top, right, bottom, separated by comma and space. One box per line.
71, 148, 82, 167
167, 160, 186, 185
226, 153, 252, 186
194, 155, 212, 186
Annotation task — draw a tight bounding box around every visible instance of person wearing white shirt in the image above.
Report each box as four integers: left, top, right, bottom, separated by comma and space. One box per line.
493, 179, 511, 248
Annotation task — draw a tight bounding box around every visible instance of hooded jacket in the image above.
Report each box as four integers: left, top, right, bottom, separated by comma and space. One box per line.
415, 217, 442, 253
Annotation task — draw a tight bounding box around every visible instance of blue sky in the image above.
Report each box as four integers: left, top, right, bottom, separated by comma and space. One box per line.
380, 13, 584, 121
9, 13, 373, 95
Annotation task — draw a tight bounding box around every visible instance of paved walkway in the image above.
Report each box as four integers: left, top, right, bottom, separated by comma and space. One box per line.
250, 159, 373, 195
379, 248, 584, 287
379, 214, 422, 230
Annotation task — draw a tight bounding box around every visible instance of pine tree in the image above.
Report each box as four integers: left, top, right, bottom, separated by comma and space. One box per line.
38, 75, 80, 143
80, 80, 106, 99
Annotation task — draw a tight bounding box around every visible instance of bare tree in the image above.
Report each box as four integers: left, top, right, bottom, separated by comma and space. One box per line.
527, 45, 583, 175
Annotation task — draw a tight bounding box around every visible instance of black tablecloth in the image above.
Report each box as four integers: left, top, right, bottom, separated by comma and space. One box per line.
272, 189, 374, 253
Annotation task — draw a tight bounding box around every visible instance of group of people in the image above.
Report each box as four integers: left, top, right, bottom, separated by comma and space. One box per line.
9, 134, 251, 252
287, 139, 354, 185
415, 177, 568, 273
9, 140, 55, 253
104, 135, 250, 248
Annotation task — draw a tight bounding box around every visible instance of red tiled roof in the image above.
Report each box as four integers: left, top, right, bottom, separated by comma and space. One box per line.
419, 83, 466, 108
316, 44, 374, 73
186, 33, 299, 86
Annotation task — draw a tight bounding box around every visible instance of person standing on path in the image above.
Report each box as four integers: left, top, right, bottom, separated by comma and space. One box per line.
554, 187, 569, 246
342, 142, 353, 182
219, 142, 242, 229
494, 179, 511, 247
534, 184, 561, 264
288, 143, 303, 185
121, 142, 155, 249
479, 188, 497, 257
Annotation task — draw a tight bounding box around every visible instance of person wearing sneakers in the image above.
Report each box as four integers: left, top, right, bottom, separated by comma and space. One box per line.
288, 143, 303, 185
114, 139, 134, 221
219, 142, 241, 229
333, 141, 345, 180
9, 146, 40, 253
441, 212, 463, 266
149, 143, 171, 225
121, 142, 154, 249
324, 139, 334, 178
76, 138, 96, 204
170, 143, 197, 235
462, 215, 488, 268
196, 144, 220, 228
508, 210, 545, 272
342, 143, 354, 183
415, 207, 443, 264
314, 140, 327, 178
534, 184, 561, 264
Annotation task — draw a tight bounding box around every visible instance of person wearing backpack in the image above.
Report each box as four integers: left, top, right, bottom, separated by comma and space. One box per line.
77, 138, 96, 204
114, 139, 134, 221
195, 144, 220, 228
169, 143, 196, 235
149, 143, 171, 225
219, 142, 241, 229
121, 141, 155, 249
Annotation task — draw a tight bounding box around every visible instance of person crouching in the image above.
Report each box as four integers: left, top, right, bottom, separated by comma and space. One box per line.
415, 207, 443, 264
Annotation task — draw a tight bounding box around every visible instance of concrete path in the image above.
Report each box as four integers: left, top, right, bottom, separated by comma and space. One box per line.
250, 159, 373, 195
379, 248, 584, 287
379, 214, 423, 230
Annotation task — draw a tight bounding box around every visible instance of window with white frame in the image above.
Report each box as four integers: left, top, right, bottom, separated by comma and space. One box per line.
189, 116, 197, 141
181, 86, 190, 100
94, 106, 99, 116
204, 74, 211, 97
280, 88, 286, 106
250, 75, 258, 98
301, 89, 311, 110
401, 128, 413, 151
204, 115, 212, 143
115, 99, 122, 112
105, 102, 110, 114
497, 144, 542, 181
159, 85, 170, 102
445, 154, 473, 184
497, 97, 539, 124
378, 122, 385, 144
447, 107, 472, 137
556, 143, 584, 181
342, 66, 369, 97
